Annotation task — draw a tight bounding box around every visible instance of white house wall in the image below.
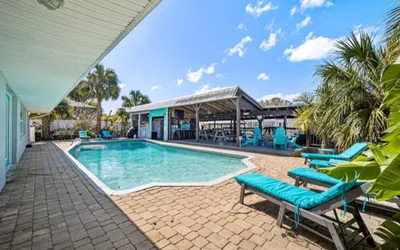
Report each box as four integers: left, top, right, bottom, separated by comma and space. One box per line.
0, 69, 29, 191
0, 70, 6, 191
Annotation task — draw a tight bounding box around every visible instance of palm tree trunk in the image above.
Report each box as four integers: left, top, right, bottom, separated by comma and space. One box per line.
96, 100, 102, 133
42, 115, 52, 140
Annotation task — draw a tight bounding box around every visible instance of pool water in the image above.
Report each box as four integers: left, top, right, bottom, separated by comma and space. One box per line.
69, 141, 246, 190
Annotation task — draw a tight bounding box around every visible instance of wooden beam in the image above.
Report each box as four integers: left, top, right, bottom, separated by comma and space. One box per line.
236, 95, 241, 147
194, 104, 201, 143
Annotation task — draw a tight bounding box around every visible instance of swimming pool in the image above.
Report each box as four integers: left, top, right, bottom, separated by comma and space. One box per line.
67, 140, 254, 194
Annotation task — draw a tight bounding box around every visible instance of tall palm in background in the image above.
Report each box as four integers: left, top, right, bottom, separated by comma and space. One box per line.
115, 108, 130, 136
295, 31, 392, 150
73, 64, 120, 133
41, 99, 73, 139
121, 90, 151, 108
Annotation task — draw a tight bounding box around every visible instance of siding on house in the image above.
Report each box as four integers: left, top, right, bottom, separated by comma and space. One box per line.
0, 69, 29, 191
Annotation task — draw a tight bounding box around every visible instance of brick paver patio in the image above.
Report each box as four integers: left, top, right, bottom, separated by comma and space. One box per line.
0, 142, 391, 249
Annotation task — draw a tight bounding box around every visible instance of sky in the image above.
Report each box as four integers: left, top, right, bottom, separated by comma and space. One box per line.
101, 0, 392, 114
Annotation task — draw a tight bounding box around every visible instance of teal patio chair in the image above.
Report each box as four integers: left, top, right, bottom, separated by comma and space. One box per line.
254, 127, 268, 146
240, 129, 255, 147
301, 142, 368, 164
272, 127, 287, 150
78, 131, 90, 140
287, 129, 302, 149
235, 173, 375, 250
102, 130, 113, 139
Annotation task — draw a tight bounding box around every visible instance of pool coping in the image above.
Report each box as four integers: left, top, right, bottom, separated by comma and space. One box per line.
54, 139, 257, 195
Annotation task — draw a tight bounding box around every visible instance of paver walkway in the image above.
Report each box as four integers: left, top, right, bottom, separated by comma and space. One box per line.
0, 142, 391, 249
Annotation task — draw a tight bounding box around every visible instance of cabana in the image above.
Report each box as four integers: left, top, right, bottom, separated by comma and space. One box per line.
127, 86, 261, 146
127, 86, 304, 150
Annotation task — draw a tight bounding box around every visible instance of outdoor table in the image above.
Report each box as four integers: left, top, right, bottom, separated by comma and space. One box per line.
213, 130, 227, 143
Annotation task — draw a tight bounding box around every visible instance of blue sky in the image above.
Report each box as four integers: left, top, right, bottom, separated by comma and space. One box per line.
101, 0, 391, 113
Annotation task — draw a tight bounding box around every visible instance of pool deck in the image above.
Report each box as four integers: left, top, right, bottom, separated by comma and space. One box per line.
0, 141, 392, 250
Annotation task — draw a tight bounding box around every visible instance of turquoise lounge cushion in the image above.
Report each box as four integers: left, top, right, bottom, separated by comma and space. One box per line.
309, 159, 348, 168
235, 173, 316, 207
235, 173, 361, 210
309, 160, 331, 168
340, 143, 368, 159
288, 167, 341, 185
301, 143, 368, 161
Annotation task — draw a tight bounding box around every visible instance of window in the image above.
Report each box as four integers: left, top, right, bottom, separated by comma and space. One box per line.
20, 106, 26, 135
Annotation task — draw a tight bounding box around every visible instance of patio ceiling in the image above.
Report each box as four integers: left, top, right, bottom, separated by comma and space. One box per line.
0, 0, 161, 113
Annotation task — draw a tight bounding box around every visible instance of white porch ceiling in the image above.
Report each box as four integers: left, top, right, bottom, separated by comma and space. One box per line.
0, 0, 161, 113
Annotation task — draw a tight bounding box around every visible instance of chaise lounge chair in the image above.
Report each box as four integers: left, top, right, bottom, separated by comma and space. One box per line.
309, 159, 349, 168
301, 142, 368, 164
102, 130, 113, 139
78, 131, 91, 140
287, 167, 400, 212
235, 173, 375, 250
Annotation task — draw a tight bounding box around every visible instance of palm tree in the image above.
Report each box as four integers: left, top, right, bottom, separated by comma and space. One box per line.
297, 31, 392, 150
41, 99, 73, 139
74, 64, 120, 133
259, 97, 291, 107
115, 108, 130, 136
121, 90, 151, 108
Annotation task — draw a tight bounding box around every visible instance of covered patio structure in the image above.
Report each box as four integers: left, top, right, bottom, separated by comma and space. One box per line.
128, 86, 304, 155
128, 86, 262, 147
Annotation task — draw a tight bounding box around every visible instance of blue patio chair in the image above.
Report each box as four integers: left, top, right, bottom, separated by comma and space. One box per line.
272, 127, 287, 150
287, 129, 302, 149
254, 127, 268, 146
301, 142, 368, 164
78, 131, 90, 140
240, 129, 255, 147
102, 130, 113, 139
235, 173, 374, 250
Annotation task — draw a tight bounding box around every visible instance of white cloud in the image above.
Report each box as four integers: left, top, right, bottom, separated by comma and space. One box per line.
221, 57, 227, 64
237, 23, 247, 30
151, 85, 161, 91
290, 6, 297, 16
300, 0, 333, 10
204, 63, 216, 74
353, 24, 379, 35
246, 1, 278, 18
186, 62, 217, 83
258, 93, 301, 102
296, 15, 311, 31
283, 32, 335, 62
260, 33, 277, 51
227, 36, 253, 57
187, 68, 204, 83
265, 18, 275, 32
216, 74, 223, 78
118, 83, 126, 89
176, 78, 183, 86
257, 73, 270, 81
194, 84, 221, 94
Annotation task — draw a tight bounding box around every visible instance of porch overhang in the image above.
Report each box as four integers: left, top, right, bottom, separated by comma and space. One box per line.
0, 0, 161, 113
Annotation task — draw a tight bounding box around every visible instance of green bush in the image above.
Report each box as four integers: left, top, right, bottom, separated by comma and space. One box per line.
86, 130, 96, 138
